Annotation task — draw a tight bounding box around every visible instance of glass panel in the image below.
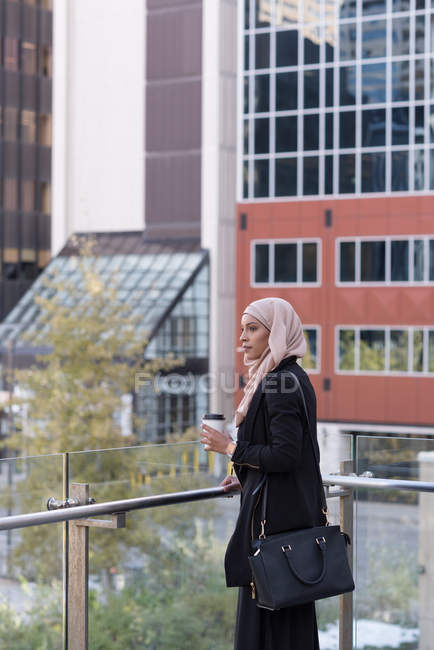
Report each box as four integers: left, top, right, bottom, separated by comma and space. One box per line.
304, 26, 320, 64
0, 454, 64, 648
69, 444, 239, 649
361, 152, 386, 192
275, 0, 298, 25
430, 240, 434, 281
243, 160, 249, 198
362, 109, 386, 147
304, 69, 319, 108
339, 154, 355, 193
255, 32, 270, 69
302, 243, 317, 282
276, 30, 298, 67
340, 111, 356, 148
325, 113, 333, 148
303, 156, 319, 195
390, 329, 409, 371
339, 329, 355, 370
302, 329, 317, 370
392, 17, 410, 56
415, 15, 425, 54
254, 159, 269, 197
391, 240, 409, 281
415, 59, 425, 99
340, 23, 356, 60
361, 241, 386, 281
244, 0, 250, 29
362, 0, 386, 14
274, 243, 297, 282
275, 116, 297, 152
254, 118, 269, 153
414, 239, 425, 281
429, 331, 434, 372
414, 150, 425, 190
392, 151, 409, 191
256, 243, 270, 282
276, 71, 298, 110
255, 0, 271, 27
392, 61, 409, 102
362, 20, 386, 58
243, 77, 249, 113
325, 68, 334, 106
360, 329, 385, 371
304, 114, 319, 151
275, 158, 297, 196
415, 106, 425, 144
392, 107, 409, 145
340, 65, 356, 105
340, 242, 356, 282
244, 35, 250, 70
254, 74, 269, 112
325, 155, 333, 194
243, 119, 249, 155
362, 63, 386, 104
413, 329, 424, 372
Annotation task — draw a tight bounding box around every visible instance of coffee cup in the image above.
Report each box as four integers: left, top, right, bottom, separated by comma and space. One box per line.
202, 413, 225, 450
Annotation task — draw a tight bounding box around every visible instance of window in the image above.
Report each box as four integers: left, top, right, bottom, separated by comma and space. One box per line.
21, 110, 36, 144
338, 237, 434, 284
252, 239, 320, 285
22, 42, 37, 75
337, 327, 434, 374
300, 327, 320, 372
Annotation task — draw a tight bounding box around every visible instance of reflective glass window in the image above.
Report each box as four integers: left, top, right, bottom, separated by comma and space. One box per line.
431, 60, 434, 99
244, 77, 249, 113
361, 241, 386, 281
340, 23, 356, 61
390, 330, 408, 371
361, 152, 385, 192
392, 151, 409, 191
429, 331, 434, 372
275, 158, 297, 196
276, 30, 298, 67
243, 160, 249, 198
276, 71, 298, 110
392, 107, 409, 145
254, 160, 269, 197
244, 0, 250, 29
255, 33, 270, 69
325, 32, 334, 62
304, 115, 319, 150
324, 155, 333, 194
430, 107, 434, 142
362, 0, 386, 15
21, 110, 38, 143
392, 61, 409, 102
302, 329, 318, 370
340, 66, 356, 105
4, 107, 18, 141
392, 17, 410, 56
362, 21, 386, 58
255, 0, 271, 28
304, 70, 319, 108
304, 26, 320, 64
275, 243, 297, 282
339, 1, 356, 19
339, 154, 355, 193
430, 240, 434, 281
275, 0, 298, 25
339, 330, 355, 370
432, 15, 434, 52
362, 63, 386, 104
415, 15, 425, 54
416, 0, 425, 7
392, 0, 410, 10
4, 37, 18, 71
362, 109, 386, 146
414, 239, 425, 281
243, 120, 249, 155
415, 106, 424, 144
302, 243, 318, 282
391, 240, 409, 281
303, 157, 319, 195
340, 242, 356, 282
255, 244, 270, 283
22, 42, 37, 75
276, 116, 297, 152
326, 68, 334, 106
415, 59, 425, 100
413, 329, 424, 372
414, 150, 425, 190
255, 75, 269, 112
360, 330, 385, 371
244, 36, 250, 70
340, 111, 356, 148
254, 118, 269, 153
325, 113, 333, 149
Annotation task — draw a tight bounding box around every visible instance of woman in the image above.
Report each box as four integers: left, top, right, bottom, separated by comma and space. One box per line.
200, 297, 325, 650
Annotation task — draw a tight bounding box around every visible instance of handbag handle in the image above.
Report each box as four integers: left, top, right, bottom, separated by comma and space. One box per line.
281, 537, 327, 585
258, 370, 328, 537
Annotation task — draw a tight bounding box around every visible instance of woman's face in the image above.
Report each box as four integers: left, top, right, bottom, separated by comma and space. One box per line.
240, 314, 269, 360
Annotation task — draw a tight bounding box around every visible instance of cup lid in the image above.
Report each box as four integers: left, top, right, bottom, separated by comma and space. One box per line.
202, 413, 225, 420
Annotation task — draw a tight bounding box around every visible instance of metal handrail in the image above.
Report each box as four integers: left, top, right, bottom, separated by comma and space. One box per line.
0, 473, 433, 532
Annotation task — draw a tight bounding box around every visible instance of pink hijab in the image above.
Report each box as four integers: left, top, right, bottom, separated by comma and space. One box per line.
235, 297, 306, 426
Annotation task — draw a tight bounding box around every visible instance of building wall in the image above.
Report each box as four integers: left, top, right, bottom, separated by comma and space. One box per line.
236, 195, 434, 426
51, 0, 145, 255
0, 0, 52, 321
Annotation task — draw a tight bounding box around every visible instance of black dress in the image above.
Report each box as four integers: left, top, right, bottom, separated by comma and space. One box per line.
225, 356, 325, 650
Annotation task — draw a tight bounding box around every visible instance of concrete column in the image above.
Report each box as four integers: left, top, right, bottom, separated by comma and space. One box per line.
418, 451, 434, 650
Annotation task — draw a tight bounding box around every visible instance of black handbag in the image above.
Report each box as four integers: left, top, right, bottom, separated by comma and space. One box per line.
248, 371, 355, 610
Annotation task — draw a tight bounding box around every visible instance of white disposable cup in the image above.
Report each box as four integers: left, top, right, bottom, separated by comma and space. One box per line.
202, 413, 225, 450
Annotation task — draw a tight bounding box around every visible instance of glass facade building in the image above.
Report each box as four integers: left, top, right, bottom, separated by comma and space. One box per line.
0, 0, 52, 321
242, 0, 434, 199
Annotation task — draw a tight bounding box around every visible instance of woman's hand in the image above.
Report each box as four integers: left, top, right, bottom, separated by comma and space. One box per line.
220, 474, 241, 493
200, 422, 232, 454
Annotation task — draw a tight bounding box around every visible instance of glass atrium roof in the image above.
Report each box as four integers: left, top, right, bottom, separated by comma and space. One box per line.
0, 244, 208, 351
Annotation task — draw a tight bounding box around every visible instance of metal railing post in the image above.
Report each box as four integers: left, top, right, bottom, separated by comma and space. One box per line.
68, 483, 89, 650
339, 460, 354, 650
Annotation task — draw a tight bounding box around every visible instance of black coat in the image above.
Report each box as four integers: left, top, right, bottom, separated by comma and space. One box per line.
225, 356, 326, 588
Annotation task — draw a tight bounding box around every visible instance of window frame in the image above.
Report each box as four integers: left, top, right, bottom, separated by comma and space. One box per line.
251, 237, 322, 287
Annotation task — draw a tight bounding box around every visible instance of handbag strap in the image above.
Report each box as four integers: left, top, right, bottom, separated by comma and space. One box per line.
258, 370, 328, 536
